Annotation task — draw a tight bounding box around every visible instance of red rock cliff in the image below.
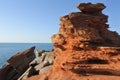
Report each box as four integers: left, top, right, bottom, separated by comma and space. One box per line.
26, 3, 120, 80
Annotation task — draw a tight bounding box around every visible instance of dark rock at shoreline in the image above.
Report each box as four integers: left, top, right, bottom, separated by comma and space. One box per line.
0, 46, 35, 80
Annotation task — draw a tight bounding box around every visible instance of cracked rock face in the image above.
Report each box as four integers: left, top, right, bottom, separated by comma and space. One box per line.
27, 3, 120, 80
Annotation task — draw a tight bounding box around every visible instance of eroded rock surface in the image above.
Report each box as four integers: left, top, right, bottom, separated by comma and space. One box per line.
26, 3, 120, 80
52, 3, 120, 52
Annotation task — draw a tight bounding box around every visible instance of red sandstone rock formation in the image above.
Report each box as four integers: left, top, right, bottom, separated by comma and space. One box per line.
26, 3, 120, 80
0, 46, 35, 80
52, 3, 120, 52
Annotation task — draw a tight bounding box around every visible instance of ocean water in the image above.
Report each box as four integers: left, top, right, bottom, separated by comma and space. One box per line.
0, 43, 53, 68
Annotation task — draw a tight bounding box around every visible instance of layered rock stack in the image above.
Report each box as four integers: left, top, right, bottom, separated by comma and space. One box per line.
26, 3, 120, 80
52, 3, 120, 51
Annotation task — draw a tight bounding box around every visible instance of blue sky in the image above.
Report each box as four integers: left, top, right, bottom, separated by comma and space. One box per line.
0, 0, 120, 43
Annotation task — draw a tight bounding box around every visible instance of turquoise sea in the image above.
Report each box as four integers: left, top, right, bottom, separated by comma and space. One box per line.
0, 43, 53, 68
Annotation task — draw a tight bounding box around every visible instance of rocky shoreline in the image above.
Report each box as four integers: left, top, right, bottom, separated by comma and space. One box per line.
0, 46, 55, 80
1, 2, 120, 80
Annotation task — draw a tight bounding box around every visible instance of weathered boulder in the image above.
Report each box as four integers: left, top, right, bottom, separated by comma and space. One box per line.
18, 51, 55, 80
0, 46, 35, 80
77, 3, 106, 14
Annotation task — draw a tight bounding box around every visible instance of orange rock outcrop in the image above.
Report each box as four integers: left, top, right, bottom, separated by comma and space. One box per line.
27, 3, 120, 80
